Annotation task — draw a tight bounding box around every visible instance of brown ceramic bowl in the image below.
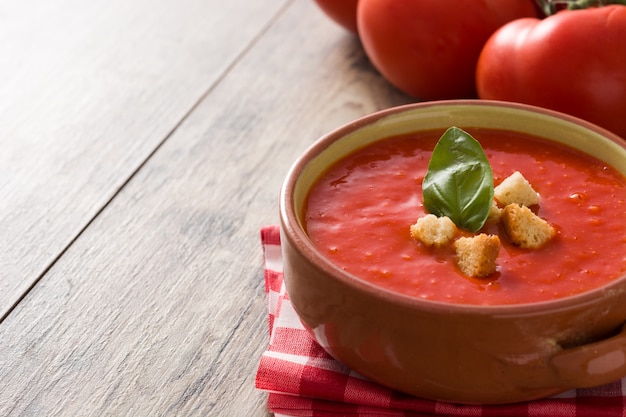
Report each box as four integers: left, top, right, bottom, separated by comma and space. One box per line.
279, 100, 626, 404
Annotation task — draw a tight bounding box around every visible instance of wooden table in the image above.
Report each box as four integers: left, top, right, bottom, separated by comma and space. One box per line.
0, 0, 413, 415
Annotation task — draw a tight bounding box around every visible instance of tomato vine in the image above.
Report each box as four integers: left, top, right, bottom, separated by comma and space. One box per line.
536, 0, 626, 15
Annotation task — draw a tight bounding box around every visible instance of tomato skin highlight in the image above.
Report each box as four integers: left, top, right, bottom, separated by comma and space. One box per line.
357, 0, 538, 100
313, 0, 359, 34
477, 5, 626, 139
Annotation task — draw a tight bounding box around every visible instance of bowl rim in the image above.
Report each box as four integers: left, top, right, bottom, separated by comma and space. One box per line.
280, 99, 626, 316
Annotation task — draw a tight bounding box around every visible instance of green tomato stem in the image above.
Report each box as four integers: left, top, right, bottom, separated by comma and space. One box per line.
535, 0, 626, 15
568, 0, 626, 8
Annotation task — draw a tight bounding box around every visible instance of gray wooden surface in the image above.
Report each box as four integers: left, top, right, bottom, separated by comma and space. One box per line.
0, 0, 412, 415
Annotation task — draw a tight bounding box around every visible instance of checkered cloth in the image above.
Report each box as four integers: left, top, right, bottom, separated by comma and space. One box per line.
256, 225, 626, 416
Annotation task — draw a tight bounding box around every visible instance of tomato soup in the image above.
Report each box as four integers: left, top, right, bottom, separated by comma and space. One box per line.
304, 129, 626, 305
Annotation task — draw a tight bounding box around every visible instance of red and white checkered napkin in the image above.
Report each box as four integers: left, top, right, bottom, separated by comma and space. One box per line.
256, 225, 626, 417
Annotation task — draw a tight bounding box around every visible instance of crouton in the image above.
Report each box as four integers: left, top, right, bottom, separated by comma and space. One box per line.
494, 171, 540, 207
410, 214, 457, 248
454, 234, 501, 277
501, 204, 555, 249
486, 200, 502, 223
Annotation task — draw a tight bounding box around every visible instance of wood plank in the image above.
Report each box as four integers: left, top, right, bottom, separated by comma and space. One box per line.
0, 0, 413, 415
0, 0, 288, 318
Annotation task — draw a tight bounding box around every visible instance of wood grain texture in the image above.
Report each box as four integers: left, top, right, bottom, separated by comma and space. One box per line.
0, 0, 413, 415
0, 0, 288, 318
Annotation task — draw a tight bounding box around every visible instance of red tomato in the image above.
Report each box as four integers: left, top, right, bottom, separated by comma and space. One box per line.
357, 0, 538, 100
476, 6, 626, 139
313, 0, 359, 34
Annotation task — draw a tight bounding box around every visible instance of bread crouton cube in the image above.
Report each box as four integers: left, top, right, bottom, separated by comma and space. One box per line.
494, 171, 540, 207
501, 204, 555, 249
487, 200, 502, 223
454, 234, 500, 278
410, 214, 457, 248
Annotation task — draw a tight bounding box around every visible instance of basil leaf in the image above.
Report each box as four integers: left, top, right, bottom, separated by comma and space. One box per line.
422, 127, 494, 232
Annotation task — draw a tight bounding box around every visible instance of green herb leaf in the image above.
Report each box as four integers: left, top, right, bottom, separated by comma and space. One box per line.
422, 127, 494, 232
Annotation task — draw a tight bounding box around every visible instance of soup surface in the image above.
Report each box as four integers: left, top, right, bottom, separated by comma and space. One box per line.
304, 129, 626, 305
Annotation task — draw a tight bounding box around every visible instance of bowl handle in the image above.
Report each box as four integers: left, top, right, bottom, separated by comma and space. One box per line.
550, 323, 626, 388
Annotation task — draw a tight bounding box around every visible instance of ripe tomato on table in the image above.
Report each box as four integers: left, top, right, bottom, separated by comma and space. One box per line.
356, 0, 538, 100
476, 5, 626, 139
313, 0, 359, 34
